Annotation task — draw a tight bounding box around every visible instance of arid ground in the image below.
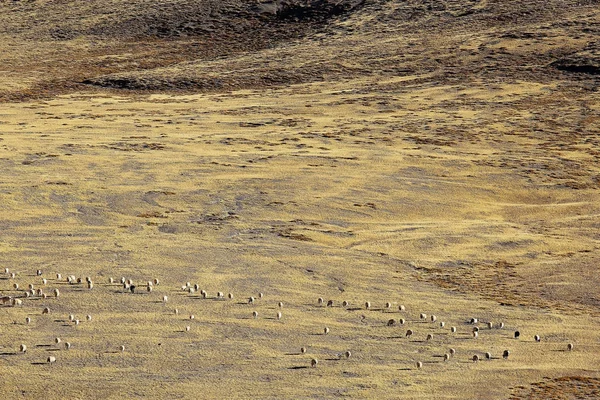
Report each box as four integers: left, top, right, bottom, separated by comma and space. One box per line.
1, 0, 599, 398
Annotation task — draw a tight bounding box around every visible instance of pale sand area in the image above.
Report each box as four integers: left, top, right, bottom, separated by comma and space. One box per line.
0, 75, 599, 398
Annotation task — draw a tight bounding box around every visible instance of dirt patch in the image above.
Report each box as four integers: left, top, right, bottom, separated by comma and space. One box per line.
511, 376, 600, 399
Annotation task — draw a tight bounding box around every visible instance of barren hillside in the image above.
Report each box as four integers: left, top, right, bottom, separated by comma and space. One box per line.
0, 0, 599, 399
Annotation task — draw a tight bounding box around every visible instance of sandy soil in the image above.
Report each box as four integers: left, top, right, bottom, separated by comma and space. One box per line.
0, 0, 599, 398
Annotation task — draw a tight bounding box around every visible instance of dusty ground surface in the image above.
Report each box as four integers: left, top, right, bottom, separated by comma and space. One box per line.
0, 0, 599, 399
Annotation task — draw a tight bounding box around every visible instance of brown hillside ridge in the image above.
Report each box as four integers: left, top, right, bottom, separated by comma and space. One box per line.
0, 0, 599, 398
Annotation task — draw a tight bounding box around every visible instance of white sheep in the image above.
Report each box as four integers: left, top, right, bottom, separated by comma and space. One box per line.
65, 342, 71, 350
162, 295, 168, 303
55, 337, 61, 344
426, 334, 433, 341
86, 315, 92, 321
430, 315, 437, 323
174, 309, 179, 315
187, 287, 194, 294
499, 322, 505, 329
54, 288, 60, 297
473, 331, 479, 339
276, 312, 282, 320
473, 327, 479, 333
194, 284, 199, 291
385, 302, 392, 310
20, 344, 27, 353
567, 343, 574, 351
37, 270, 43, 276
534, 335, 541, 342
56, 273, 62, 280
185, 326, 191, 332
147, 286, 153, 293
342, 301, 349, 307
278, 302, 284, 308
120, 277, 126, 284
324, 327, 330, 335
252, 311, 258, 319
189, 315, 195, 320
119, 345, 125, 352
12, 298, 23, 306
470, 318, 478, 324
258, 293, 264, 299
228, 293, 234, 299
311, 358, 318, 368
472, 354, 479, 362
420, 313, 426, 320
485, 352, 492, 360
13, 283, 19, 290
47, 356, 56, 364
399, 318, 406, 325
69, 314, 75, 322
87, 282, 93, 290
443, 353, 450, 362
449, 348, 456, 356
487, 322, 493, 329
42, 307, 50, 314
10, 272, 15, 279
217, 292, 224, 298
440, 321, 445, 328
154, 278, 160, 286
317, 297, 324, 306
406, 329, 413, 338
365, 301, 371, 310
85, 277, 92, 283
4, 268, 8, 274
301, 347, 307, 354
327, 300, 334, 307
345, 351, 351, 358
29, 284, 34, 290
109, 277, 114, 284
416, 361, 423, 369
25, 317, 31, 324
248, 296, 255, 304
42, 278, 47, 285
399, 305, 406, 311
201, 290, 207, 298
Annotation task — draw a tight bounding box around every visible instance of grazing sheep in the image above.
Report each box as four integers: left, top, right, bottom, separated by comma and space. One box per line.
174, 309, 179, 315
514, 331, 520, 339
55, 337, 61, 344
20, 344, 27, 353
499, 322, 504, 329
430, 315, 437, 323
567, 343, 574, 351
324, 327, 330, 335
47, 356, 56, 364
201, 290, 207, 299
534, 335, 541, 342
301, 347, 307, 354
193, 284, 199, 291
502, 350, 509, 359
29, 289, 35, 297
317, 298, 324, 306
217, 292, 224, 298
387, 319, 396, 326
42, 278, 47, 285
278, 302, 284, 308
77, 278, 82, 284
416, 361, 423, 369
12, 298, 23, 306
42, 307, 50, 314
65, 342, 71, 350
473, 331, 479, 339
13, 283, 19, 290
399, 305, 406, 311
187, 287, 194, 294
147, 281, 153, 287
472, 355, 479, 362
426, 334, 433, 341
119, 345, 125, 352
311, 358, 318, 368
399, 318, 406, 325
252, 311, 258, 319
86, 277, 92, 283
345, 351, 351, 358
443, 353, 450, 362
189, 314, 195, 320
449, 348, 456, 356
4, 268, 8, 274
228, 293, 234, 299
440, 321, 445, 328
56, 273, 62, 280
473, 327, 479, 333
162, 296, 168, 303
120, 277, 126, 284
42, 294, 47, 299
487, 322, 493, 329
25, 317, 31, 324
248, 296, 255, 304
365, 301, 371, 310
385, 302, 392, 310
86, 315, 92, 321
69, 314, 75, 322
37, 270, 43, 276
485, 352, 492, 360
74, 320, 80, 326
10, 273, 15, 279
470, 318, 478, 324
276, 312, 282, 320
154, 278, 160, 286
53, 289, 60, 298
420, 313, 426, 320
29, 284, 34, 290
181, 286, 187, 292
406, 329, 413, 338
109, 277, 114, 284
87, 282, 93, 290
342, 301, 349, 307
185, 326, 191, 332
36, 289, 43, 297
327, 300, 334, 307
0, 296, 11, 305
147, 286, 153, 293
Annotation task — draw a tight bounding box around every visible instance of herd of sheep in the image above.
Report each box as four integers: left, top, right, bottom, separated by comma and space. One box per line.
0, 267, 575, 370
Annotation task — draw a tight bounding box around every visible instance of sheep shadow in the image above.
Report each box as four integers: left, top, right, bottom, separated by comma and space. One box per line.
31, 362, 47, 365
288, 366, 309, 370
46, 348, 61, 352
0, 352, 17, 356
35, 344, 52, 348
397, 368, 412, 371
346, 307, 362, 311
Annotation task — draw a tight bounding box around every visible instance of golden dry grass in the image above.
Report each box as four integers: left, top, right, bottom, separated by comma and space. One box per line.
1, 0, 600, 398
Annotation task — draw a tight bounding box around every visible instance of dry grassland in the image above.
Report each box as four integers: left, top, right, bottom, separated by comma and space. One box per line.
1, 0, 599, 398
